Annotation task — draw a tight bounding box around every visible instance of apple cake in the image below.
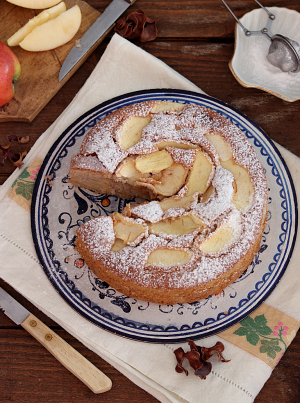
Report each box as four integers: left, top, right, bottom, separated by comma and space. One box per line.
70, 100, 268, 305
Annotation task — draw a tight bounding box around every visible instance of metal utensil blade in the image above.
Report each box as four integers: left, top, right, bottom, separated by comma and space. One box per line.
0, 287, 30, 325
59, 0, 136, 82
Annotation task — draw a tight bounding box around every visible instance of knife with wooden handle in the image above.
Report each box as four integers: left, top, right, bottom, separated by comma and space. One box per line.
59, 0, 138, 82
0, 286, 112, 394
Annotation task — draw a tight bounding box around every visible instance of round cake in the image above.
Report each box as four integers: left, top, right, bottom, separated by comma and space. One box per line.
70, 100, 268, 305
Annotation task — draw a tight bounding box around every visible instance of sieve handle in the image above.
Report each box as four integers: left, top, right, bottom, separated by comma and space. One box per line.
221, 0, 275, 37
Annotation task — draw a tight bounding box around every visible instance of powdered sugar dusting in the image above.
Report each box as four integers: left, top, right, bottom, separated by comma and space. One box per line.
131, 201, 163, 223
192, 166, 234, 222
78, 216, 115, 253
95, 132, 128, 172
162, 208, 186, 220
70, 155, 106, 172
167, 147, 197, 169
168, 230, 199, 248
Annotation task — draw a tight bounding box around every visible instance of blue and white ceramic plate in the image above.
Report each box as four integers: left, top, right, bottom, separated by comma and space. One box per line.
31, 89, 297, 343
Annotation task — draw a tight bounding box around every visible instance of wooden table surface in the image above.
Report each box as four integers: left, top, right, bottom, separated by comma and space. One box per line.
1, 1, 300, 402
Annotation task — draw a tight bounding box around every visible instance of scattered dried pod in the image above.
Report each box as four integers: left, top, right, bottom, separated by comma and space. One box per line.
0, 134, 30, 169
115, 9, 158, 42
19, 135, 30, 144
0, 149, 27, 169
174, 339, 230, 379
12, 151, 28, 168
1, 134, 30, 149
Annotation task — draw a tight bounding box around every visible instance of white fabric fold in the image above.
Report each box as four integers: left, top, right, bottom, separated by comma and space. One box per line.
0, 34, 299, 403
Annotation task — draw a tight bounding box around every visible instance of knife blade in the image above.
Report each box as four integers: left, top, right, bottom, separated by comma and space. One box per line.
0, 286, 112, 394
59, 0, 137, 82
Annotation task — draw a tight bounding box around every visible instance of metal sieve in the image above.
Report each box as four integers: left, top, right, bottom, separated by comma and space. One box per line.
222, 0, 300, 73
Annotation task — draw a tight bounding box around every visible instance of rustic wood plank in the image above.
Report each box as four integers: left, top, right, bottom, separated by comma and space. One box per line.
0, 326, 299, 402
257, 338, 300, 403
91, 0, 300, 39
0, 328, 158, 402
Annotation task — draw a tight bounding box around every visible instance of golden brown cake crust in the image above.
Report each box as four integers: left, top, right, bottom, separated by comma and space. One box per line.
72, 100, 268, 305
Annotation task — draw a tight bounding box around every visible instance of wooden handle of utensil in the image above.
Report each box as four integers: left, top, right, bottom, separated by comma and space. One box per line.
21, 313, 112, 394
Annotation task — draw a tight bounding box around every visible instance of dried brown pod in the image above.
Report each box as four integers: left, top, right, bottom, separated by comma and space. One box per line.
12, 151, 27, 168
0, 149, 27, 169
1, 134, 30, 149
115, 9, 158, 42
19, 135, 30, 144
188, 339, 230, 363
0, 134, 30, 169
174, 340, 230, 380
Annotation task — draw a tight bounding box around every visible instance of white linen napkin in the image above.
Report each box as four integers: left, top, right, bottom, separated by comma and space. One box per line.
0, 34, 299, 403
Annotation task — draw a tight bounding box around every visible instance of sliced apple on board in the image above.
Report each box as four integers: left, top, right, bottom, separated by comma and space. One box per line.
220, 159, 254, 210
185, 150, 212, 196
19, 5, 81, 51
149, 213, 206, 236
147, 248, 193, 267
7, 2, 66, 47
6, 0, 62, 8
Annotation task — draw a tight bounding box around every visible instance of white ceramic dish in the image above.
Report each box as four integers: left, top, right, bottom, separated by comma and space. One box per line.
230, 7, 300, 102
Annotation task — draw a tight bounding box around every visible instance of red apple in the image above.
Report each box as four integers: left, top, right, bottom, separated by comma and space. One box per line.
0, 41, 21, 107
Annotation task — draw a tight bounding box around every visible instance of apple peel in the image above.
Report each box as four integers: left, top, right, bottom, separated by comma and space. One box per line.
0, 41, 21, 107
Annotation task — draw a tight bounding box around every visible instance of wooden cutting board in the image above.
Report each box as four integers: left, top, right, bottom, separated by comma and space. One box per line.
0, 0, 112, 122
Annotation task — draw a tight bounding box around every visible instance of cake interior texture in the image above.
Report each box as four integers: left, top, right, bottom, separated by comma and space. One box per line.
70, 101, 268, 305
